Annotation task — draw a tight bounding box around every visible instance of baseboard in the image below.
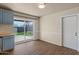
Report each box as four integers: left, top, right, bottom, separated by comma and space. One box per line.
77, 49, 79, 52
39, 39, 62, 47
35, 39, 40, 41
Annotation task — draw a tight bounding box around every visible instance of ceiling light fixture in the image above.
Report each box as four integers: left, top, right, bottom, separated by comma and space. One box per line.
38, 3, 46, 9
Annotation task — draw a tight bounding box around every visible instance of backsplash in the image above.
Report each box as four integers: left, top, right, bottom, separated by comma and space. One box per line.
0, 24, 14, 34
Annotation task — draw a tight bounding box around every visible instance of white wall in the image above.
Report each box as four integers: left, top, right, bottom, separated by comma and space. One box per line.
40, 7, 79, 46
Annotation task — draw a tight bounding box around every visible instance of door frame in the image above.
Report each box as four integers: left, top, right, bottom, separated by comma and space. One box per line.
61, 14, 78, 51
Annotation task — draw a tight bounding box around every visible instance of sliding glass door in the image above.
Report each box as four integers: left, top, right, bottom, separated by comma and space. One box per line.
14, 20, 25, 43
14, 19, 34, 43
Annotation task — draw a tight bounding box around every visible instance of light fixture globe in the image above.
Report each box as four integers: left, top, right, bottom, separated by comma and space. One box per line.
38, 3, 45, 9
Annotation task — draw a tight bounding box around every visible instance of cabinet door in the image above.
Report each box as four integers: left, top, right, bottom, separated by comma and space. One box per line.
0, 38, 2, 52
0, 9, 3, 24
3, 10, 14, 25
2, 36, 14, 51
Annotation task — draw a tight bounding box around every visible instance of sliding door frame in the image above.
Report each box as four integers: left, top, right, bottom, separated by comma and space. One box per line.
14, 18, 35, 44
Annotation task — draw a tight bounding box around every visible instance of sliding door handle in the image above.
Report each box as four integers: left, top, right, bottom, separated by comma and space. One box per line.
75, 32, 77, 36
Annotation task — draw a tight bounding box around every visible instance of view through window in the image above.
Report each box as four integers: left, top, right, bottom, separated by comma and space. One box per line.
14, 20, 33, 43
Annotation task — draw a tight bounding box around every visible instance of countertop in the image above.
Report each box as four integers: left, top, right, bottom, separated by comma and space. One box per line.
0, 32, 14, 38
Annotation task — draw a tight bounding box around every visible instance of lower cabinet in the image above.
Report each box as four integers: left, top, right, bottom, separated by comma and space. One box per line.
0, 35, 14, 52
0, 38, 2, 52
3, 36, 14, 51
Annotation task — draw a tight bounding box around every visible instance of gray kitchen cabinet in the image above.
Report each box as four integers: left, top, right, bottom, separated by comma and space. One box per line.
0, 38, 2, 52
2, 35, 14, 51
0, 9, 14, 52
0, 35, 14, 52
3, 10, 14, 25
0, 9, 3, 24
0, 9, 14, 25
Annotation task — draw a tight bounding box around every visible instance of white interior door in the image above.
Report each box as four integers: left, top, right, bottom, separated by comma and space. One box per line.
63, 15, 77, 50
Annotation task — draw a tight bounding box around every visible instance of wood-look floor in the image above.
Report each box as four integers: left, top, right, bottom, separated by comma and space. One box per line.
1, 40, 79, 55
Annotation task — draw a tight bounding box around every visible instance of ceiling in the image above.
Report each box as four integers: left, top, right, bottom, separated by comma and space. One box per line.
0, 3, 79, 16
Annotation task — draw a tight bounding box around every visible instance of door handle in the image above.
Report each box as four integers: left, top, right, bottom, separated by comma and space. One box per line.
75, 32, 77, 36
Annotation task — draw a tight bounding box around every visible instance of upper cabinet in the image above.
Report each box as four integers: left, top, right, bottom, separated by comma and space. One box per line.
0, 9, 14, 25
0, 9, 3, 24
